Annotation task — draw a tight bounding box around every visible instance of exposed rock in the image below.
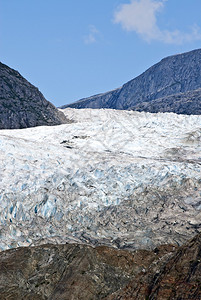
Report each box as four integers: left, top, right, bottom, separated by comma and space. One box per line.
0, 234, 200, 299
61, 88, 122, 109
0, 240, 177, 299
131, 88, 201, 115
106, 233, 201, 300
61, 49, 201, 114
0, 62, 69, 129
0, 243, 148, 299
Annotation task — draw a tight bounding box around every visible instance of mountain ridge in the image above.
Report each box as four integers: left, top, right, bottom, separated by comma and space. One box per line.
61, 48, 201, 114
0, 62, 69, 129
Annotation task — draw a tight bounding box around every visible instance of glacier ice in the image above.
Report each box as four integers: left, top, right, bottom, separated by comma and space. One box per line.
0, 108, 201, 250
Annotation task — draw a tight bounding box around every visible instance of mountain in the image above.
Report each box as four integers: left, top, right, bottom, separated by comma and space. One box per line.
0, 233, 200, 299
131, 88, 201, 114
0, 108, 200, 251
61, 49, 201, 114
0, 62, 69, 129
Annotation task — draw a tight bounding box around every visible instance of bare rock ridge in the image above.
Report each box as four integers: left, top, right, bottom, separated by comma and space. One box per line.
61, 48, 201, 114
0, 62, 69, 129
0, 233, 200, 299
131, 88, 201, 114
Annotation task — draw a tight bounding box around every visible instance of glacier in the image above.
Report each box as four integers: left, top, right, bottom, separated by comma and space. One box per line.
0, 108, 201, 250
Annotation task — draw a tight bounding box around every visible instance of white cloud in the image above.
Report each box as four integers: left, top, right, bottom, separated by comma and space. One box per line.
114, 0, 163, 41
114, 0, 201, 44
161, 25, 201, 44
84, 25, 100, 44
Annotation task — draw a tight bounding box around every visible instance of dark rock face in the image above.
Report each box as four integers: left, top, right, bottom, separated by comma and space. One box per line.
106, 233, 201, 300
0, 234, 200, 299
0, 62, 69, 129
0, 243, 159, 299
62, 88, 122, 109
131, 88, 201, 115
62, 49, 201, 114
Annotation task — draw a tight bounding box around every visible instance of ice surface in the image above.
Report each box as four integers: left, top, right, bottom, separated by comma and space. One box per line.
0, 108, 201, 250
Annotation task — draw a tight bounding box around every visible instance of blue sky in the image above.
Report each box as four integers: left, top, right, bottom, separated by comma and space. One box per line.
1, 0, 201, 107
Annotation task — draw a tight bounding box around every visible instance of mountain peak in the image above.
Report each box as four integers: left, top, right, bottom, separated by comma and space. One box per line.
62, 48, 201, 114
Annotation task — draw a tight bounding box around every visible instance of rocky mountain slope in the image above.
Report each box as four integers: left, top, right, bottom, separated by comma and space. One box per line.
61, 49, 201, 114
0, 233, 200, 299
0, 62, 68, 129
131, 88, 201, 115
0, 108, 200, 251
106, 233, 201, 300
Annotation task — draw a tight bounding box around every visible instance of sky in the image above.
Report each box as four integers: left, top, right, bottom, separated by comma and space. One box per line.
1, 0, 201, 107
